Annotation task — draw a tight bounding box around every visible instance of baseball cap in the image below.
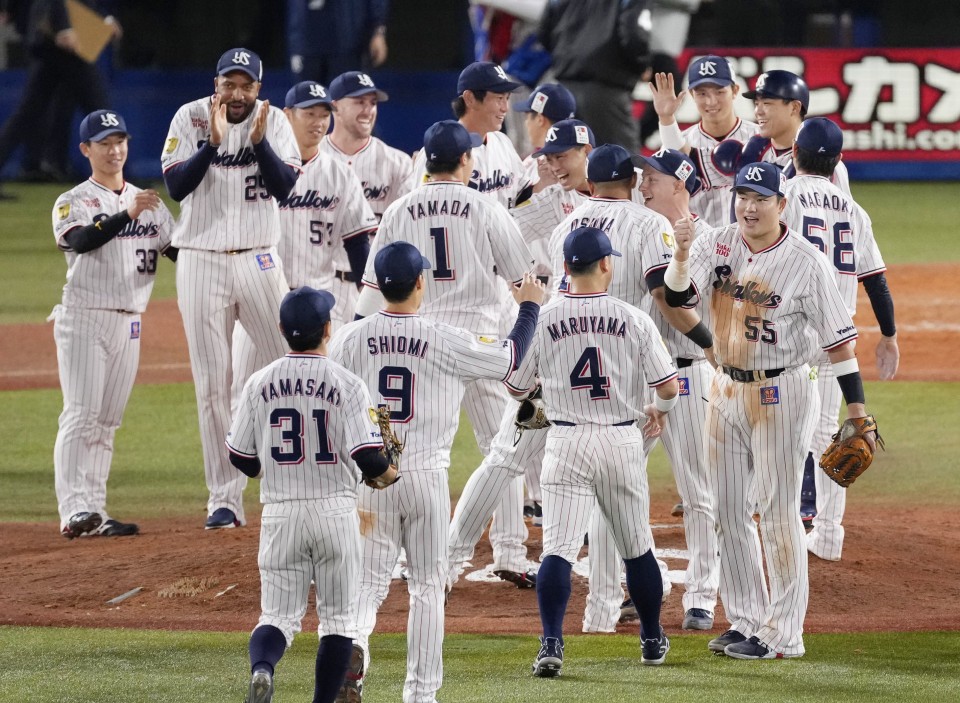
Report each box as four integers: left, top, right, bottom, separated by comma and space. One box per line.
735, 161, 786, 197
79, 110, 128, 142
587, 144, 637, 183
374, 242, 432, 286
563, 226, 622, 265
280, 287, 336, 339
687, 55, 736, 89
329, 71, 389, 101
457, 61, 522, 95
535, 119, 595, 155
216, 48, 263, 82
423, 120, 483, 162
636, 148, 701, 195
285, 81, 335, 110
512, 83, 576, 123
795, 117, 844, 157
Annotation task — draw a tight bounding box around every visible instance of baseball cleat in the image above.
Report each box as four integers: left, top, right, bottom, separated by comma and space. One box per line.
62, 511, 103, 539
640, 628, 670, 666
205, 507, 240, 529
494, 569, 537, 589
244, 669, 273, 703
532, 501, 543, 527
619, 597, 639, 623
725, 635, 802, 660
334, 643, 365, 702
708, 629, 746, 654
671, 502, 684, 517
93, 518, 139, 537
532, 637, 563, 677
682, 608, 714, 630
523, 503, 536, 520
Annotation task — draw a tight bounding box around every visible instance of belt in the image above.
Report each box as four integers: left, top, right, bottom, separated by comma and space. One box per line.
676, 357, 694, 368
722, 366, 784, 383
335, 270, 356, 283
225, 248, 253, 255
553, 420, 634, 427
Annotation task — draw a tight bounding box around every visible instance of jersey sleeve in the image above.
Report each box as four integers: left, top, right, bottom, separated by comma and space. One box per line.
161, 103, 200, 170
268, 105, 302, 170
52, 189, 91, 249
439, 323, 516, 383
853, 204, 886, 279
636, 311, 679, 387
362, 206, 398, 287
340, 375, 385, 459
411, 148, 428, 188
225, 375, 260, 460
640, 211, 675, 282
487, 202, 536, 283
390, 147, 417, 200
804, 251, 858, 350
336, 166, 379, 241
156, 202, 177, 251
511, 187, 563, 245
683, 226, 719, 307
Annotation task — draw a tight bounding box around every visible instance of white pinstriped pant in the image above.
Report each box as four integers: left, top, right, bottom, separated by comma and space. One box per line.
806, 354, 846, 561
708, 365, 818, 656
51, 306, 140, 528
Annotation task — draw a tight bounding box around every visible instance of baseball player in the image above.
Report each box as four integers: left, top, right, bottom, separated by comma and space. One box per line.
509, 226, 679, 676
161, 48, 300, 529
664, 161, 878, 659
355, 120, 537, 584
329, 242, 544, 703
782, 117, 899, 560
511, 82, 577, 192
321, 71, 417, 323
51, 109, 174, 539
226, 287, 397, 703
649, 55, 758, 227
412, 62, 532, 211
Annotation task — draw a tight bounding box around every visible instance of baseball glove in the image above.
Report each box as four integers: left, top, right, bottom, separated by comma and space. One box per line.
365, 406, 402, 489
819, 414, 884, 488
513, 386, 550, 445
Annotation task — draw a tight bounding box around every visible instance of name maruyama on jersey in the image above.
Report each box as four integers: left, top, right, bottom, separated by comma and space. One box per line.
547, 315, 627, 341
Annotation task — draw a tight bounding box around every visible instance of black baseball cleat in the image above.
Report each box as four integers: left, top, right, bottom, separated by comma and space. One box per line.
493, 569, 537, 589
619, 597, 639, 623
532, 637, 563, 677
62, 511, 103, 539
640, 628, 670, 666
205, 507, 241, 529
708, 629, 747, 654
96, 518, 139, 537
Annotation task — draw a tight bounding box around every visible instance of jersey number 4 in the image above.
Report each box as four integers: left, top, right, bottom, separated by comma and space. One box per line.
570, 347, 610, 399
269, 408, 336, 465
802, 216, 855, 274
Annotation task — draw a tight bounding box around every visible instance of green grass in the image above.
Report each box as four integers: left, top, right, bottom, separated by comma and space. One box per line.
3, 381, 957, 523
0, 628, 957, 703
0, 181, 955, 325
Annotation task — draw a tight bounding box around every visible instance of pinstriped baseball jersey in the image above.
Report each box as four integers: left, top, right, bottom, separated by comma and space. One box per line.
548, 197, 674, 308
511, 293, 677, 425
759, 143, 851, 195
319, 136, 417, 218
161, 98, 300, 250
511, 184, 588, 246
681, 118, 758, 227
329, 311, 519, 471
53, 179, 174, 313
277, 151, 377, 289
685, 224, 857, 369
782, 174, 885, 316
412, 130, 531, 210
226, 353, 382, 504
362, 181, 535, 333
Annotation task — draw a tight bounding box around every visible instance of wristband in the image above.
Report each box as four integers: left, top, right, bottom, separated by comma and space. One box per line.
683, 320, 713, 349
655, 393, 678, 413
659, 120, 685, 150
832, 358, 859, 376
663, 256, 689, 291
836, 370, 866, 405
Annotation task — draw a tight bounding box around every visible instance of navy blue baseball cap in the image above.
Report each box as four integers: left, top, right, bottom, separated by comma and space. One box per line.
735, 161, 786, 197
329, 71, 389, 101
374, 242, 432, 286
563, 226, 621, 265
686, 55, 735, 89
423, 120, 483, 161
512, 83, 576, 123
795, 117, 844, 157
457, 61, 522, 95
285, 81, 335, 110
535, 119, 595, 155
216, 48, 263, 82
636, 148, 701, 195
280, 287, 336, 338
79, 110, 128, 142
587, 144, 637, 183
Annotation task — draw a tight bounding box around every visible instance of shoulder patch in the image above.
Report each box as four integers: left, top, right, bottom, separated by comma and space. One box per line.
164, 137, 179, 154
478, 336, 498, 344
661, 231, 674, 248
367, 407, 380, 425
57, 203, 71, 220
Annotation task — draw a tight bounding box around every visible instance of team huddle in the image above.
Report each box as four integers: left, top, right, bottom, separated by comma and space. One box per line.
50, 49, 898, 703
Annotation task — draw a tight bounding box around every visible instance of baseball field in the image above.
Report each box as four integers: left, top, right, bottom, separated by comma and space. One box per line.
1, 181, 958, 702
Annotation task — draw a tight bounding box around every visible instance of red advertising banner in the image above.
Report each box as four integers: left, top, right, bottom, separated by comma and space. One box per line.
676, 48, 960, 167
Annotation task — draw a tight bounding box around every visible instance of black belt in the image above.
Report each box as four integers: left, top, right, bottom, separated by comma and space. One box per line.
722, 366, 784, 383
335, 270, 356, 283
554, 420, 634, 427
225, 248, 253, 255
676, 357, 694, 368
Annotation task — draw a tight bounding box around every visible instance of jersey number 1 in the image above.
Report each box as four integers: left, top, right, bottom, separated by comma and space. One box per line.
429, 227, 455, 280
570, 347, 610, 399
269, 408, 336, 465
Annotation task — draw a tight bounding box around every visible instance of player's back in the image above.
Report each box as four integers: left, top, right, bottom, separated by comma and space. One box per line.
331, 311, 516, 470
366, 181, 533, 333
684, 118, 758, 227
782, 174, 884, 316
533, 293, 675, 426
235, 353, 376, 505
